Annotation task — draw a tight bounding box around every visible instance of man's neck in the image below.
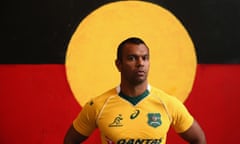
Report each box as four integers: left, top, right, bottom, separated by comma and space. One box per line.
120, 81, 148, 97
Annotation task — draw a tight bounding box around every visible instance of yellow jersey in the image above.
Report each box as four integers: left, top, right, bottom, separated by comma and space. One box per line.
73, 86, 193, 144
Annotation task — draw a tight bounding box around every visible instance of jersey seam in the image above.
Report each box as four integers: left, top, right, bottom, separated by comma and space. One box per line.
154, 94, 172, 123
96, 95, 116, 125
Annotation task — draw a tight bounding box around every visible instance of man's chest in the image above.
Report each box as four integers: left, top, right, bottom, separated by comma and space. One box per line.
96, 99, 171, 143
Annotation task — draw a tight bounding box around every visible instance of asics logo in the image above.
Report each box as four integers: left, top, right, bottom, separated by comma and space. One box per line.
130, 109, 140, 119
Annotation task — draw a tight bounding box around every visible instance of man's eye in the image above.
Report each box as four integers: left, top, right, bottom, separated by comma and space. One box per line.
128, 56, 136, 61
143, 55, 149, 61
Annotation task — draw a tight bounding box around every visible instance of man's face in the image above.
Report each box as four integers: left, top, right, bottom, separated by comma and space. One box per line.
116, 43, 150, 85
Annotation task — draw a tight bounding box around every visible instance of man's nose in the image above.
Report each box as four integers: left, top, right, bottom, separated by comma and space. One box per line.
136, 58, 144, 67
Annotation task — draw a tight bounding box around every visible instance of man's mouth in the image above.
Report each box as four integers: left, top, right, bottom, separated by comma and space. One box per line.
136, 70, 145, 75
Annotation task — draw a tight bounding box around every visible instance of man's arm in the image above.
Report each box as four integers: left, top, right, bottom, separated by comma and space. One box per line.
179, 120, 206, 144
64, 124, 88, 144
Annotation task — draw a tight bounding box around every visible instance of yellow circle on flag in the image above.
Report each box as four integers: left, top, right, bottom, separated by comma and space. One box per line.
66, 1, 197, 106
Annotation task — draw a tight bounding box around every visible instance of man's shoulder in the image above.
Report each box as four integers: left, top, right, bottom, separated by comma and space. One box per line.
150, 86, 170, 96
149, 86, 186, 115
92, 87, 118, 102
150, 86, 180, 102
83, 87, 118, 111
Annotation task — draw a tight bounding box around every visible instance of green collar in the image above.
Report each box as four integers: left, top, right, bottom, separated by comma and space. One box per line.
118, 89, 150, 105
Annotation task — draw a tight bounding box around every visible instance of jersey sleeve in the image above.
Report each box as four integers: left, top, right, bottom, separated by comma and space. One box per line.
170, 96, 194, 133
73, 99, 97, 136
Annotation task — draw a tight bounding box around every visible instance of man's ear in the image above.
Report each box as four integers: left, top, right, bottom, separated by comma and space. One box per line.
115, 59, 121, 72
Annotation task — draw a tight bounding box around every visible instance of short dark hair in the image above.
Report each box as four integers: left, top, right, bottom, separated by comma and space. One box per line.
117, 37, 147, 61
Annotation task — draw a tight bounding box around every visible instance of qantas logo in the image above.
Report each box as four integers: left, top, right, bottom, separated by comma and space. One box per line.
117, 138, 162, 144
105, 137, 162, 144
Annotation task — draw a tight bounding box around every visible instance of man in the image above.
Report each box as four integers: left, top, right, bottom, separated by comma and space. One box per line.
64, 37, 206, 144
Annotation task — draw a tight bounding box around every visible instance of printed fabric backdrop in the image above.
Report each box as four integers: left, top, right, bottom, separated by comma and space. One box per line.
1, 0, 240, 144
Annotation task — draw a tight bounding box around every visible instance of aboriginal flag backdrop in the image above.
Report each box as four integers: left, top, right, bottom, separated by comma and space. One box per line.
1, 0, 240, 144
